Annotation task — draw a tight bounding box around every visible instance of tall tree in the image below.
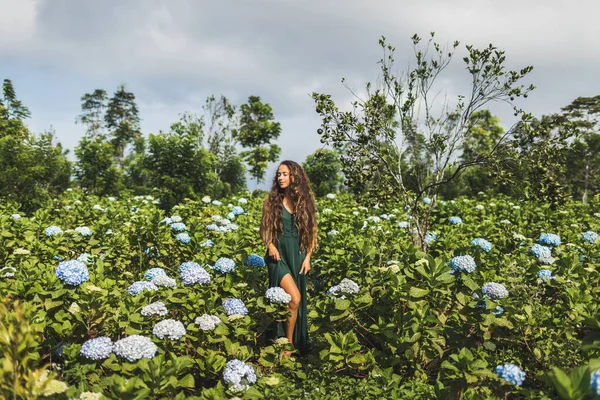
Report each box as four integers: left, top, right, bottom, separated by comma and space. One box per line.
1, 79, 31, 121
104, 84, 141, 162
233, 96, 281, 186
74, 136, 123, 196
302, 148, 343, 197
75, 89, 108, 138
312, 33, 534, 249
561, 96, 600, 203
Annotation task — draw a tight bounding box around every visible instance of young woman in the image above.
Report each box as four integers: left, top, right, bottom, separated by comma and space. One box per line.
260, 160, 318, 357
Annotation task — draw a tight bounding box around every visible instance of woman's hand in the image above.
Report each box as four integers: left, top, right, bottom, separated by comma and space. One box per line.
268, 244, 280, 261
299, 257, 311, 275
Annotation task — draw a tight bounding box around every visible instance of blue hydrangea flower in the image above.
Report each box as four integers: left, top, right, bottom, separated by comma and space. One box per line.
212, 200, 222, 206
425, 232, 437, 244
80, 337, 113, 360
582, 231, 599, 244
56, 260, 89, 286
170, 216, 182, 223
223, 359, 256, 393
144, 268, 166, 281
246, 254, 265, 267
423, 197, 432, 205
470, 238, 492, 253
397, 221, 409, 229
537, 269, 554, 281
496, 363, 525, 386
449, 255, 476, 274
200, 239, 214, 248
223, 298, 248, 316
448, 216, 463, 225
153, 319, 186, 340
327, 229, 339, 237
176, 232, 191, 244
180, 265, 210, 285
160, 217, 172, 225
530, 244, 552, 258
264, 287, 292, 304
232, 206, 244, 216
212, 257, 235, 274
227, 212, 236, 220
75, 226, 93, 237
179, 261, 201, 273
77, 253, 93, 265
113, 335, 157, 362
206, 224, 220, 232
170, 222, 187, 232
45, 226, 64, 236
128, 281, 158, 296
482, 282, 509, 299
591, 370, 600, 395
538, 233, 561, 247
493, 306, 504, 316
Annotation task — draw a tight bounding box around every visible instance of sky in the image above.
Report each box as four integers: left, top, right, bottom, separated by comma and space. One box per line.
1, 0, 599, 189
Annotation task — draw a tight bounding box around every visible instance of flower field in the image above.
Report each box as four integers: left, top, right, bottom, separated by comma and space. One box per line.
1, 190, 600, 399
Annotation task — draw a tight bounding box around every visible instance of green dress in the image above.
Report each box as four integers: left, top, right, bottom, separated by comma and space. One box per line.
265, 205, 311, 355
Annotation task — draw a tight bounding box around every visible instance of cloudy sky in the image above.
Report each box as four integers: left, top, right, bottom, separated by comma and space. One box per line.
1, 0, 598, 188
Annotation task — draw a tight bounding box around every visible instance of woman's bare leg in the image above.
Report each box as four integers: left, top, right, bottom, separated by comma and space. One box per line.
279, 274, 301, 348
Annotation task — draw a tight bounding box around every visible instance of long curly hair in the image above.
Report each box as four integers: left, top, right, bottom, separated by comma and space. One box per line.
260, 160, 318, 254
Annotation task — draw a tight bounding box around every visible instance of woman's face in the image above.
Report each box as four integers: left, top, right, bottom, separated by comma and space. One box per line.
277, 164, 292, 189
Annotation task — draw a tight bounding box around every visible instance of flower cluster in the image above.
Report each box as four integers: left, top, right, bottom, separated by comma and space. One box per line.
397, 221, 409, 229
170, 222, 187, 232
10, 213, 21, 220
537, 269, 554, 281
56, 260, 89, 286
327, 229, 339, 237
153, 319, 186, 340
495, 363, 525, 386
538, 233, 561, 247
265, 287, 292, 304
144, 246, 158, 258
128, 281, 158, 296
195, 314, 222, 331
537, 255, 555, 265
448, 216, 462, 225
223, 298, 248, 316
45, 226, 63, 236
180, 264, 211, 285
326, 193, 336, 199
223, 359, 257, 393
591, 370, 600, 395
176, 233, 191, 244
144, 268, 166, 281
200, 239, 214, 248
423, 197, 432, 205
212, 200, 222, 206
327, 278, 360, 299
582, 231, 599, 244
482, 282, 509, 299
141, 301, 168, 317
80, 337, 113, 360
425, 232, 437, 244
113, 335, 157, 362
530, 244, 551, 259
470, 238, 492, 253
75, 226, 93, 237
232, 206, 244, 216
179, 261, 201, 273
212, 257, 236, 274
449, 255, 476, 274
152, 274, 176, 288
246, 254, 265, 267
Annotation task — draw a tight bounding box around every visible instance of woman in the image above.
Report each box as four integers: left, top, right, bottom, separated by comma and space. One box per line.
260, 160, 318, 358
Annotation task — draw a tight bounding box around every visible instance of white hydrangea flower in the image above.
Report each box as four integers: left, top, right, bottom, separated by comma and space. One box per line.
326, 193, 336, 199
152, 275, 176, 288
195, 314, 222, 331
153, 319, 186, 340
202, 196, 211, 203
141, 301, 168, 317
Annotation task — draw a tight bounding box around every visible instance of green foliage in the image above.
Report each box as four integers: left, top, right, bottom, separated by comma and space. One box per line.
1, 78, 31, 121
234, 95, 281, 185
302, 148, 343, 196
104, 84, 142, 162
74, 136, 123, 196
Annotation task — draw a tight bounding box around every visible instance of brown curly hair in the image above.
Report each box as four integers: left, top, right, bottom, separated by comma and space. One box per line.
260, 160, 318, 254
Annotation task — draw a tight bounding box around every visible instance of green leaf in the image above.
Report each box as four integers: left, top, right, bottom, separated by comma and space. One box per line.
409, 286, 429, 298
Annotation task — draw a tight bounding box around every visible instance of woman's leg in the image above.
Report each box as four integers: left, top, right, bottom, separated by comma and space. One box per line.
279, 273, 301, 344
